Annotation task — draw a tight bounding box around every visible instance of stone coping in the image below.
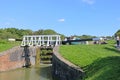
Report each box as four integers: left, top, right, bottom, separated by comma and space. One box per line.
0, 46, 38, 56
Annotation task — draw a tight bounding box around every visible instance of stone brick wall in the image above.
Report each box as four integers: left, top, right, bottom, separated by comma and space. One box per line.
0, 46, 37, 72
0, 46, 24, 72
52, 46, 84, 80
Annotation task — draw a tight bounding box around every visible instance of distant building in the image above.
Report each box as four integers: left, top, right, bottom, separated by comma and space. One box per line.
62, 36, 92, 45
8, 38, 15, 41
92, 37, 107, 44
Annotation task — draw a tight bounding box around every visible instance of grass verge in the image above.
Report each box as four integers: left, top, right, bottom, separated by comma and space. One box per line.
0, 40, 20, 52
59, 40, 120, 80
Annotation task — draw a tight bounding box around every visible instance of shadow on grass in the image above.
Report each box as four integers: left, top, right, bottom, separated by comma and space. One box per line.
83, 56, 120, 80
104, 46, 120, 54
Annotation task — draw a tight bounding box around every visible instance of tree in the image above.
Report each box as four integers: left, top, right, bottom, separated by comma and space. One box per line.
6, 28, 19, 34
0, 28, 65, 40
0, 30, 16, 39
78, 35, 96, 39
115, 29, 120, 37
18, 29, 33, 38
60, 34, 65, 40
43, 29, 58, 35
34, 29, 58, 35
33, 29, 44, 35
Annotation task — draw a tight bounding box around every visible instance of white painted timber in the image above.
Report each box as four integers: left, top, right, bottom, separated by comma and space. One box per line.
21, 35, 61, 46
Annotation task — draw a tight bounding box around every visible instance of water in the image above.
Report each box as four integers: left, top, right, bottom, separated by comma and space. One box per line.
0, 64, 53, 80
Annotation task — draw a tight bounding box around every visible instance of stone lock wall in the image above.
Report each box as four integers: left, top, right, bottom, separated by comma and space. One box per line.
0, 46, 37, 72
0, 46, 25, 72
52, 46, 84, 80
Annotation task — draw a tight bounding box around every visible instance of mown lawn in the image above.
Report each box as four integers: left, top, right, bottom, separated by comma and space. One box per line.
0, 40, 20, 52
59, 40, 120, 80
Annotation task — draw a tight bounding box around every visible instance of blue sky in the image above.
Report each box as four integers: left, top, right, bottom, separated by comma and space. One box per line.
0, 0, 120, 36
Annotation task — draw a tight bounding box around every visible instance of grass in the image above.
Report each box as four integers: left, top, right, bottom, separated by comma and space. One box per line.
59, 40, 120, 80
0, 40, 20, 52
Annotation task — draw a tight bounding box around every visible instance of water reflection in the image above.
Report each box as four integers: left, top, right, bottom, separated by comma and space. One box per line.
0, 64, 52, 80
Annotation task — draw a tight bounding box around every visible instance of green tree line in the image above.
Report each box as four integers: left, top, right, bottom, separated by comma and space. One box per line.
0, 28, 65, 40
0, 27, 116, 40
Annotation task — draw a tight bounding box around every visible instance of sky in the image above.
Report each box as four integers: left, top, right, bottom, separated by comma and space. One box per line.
0, 0, 120, 36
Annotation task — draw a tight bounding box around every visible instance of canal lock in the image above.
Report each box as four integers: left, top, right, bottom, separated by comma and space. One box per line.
23, 45, 31, 67
0, 45, 54, 80
23, 45, 53, 67
40, 46, 53, 64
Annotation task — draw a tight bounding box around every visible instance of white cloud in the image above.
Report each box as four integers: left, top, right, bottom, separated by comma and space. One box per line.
82, 0, 95, 5
58, 18, 65, 22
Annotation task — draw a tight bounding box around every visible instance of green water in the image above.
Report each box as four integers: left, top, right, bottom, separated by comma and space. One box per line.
0, 64, 53, 80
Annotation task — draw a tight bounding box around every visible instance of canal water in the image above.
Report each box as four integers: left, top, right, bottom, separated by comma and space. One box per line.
0, 64, 53, 80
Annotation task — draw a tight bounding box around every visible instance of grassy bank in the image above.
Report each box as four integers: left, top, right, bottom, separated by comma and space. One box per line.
0, 40, 20, 52
59, 40, 120, 80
